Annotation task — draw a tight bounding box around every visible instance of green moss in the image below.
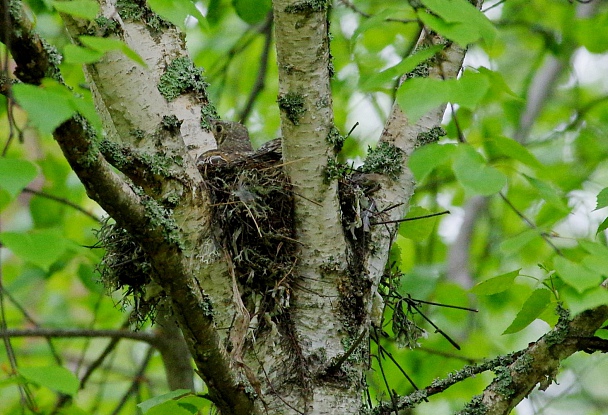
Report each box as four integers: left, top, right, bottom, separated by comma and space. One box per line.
326, 126, 345, 151
493, 366, 515, 397
132, 185, 183, 248
545, 304, 570, 346
277, 92, 306, 125
361, 142, 404, 179
513, 353, 534, 374
116, 0, 171, 34
90, 16, 121, 36
130, 128, 146, 141
325, 156, 348, 182
158, 57, 209, 102
416, 126, 446, 148
41, 40, 62, 80
285, 0, 330, 13
456, 395, 487, 415
98, 140, 174, 177
161, 114, 182, 131
200, 103, 219, 130
201, 293, 214, 318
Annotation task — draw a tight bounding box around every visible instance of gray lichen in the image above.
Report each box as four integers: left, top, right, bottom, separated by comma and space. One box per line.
361, 142, 404, 179
158, 57, 209, 102
277, 92, 306, 125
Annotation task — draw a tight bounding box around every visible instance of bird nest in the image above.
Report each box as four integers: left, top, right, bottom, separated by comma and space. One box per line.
200, 145, 298, 303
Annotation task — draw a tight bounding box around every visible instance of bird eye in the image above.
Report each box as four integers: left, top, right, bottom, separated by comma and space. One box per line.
215, 124, 223, 134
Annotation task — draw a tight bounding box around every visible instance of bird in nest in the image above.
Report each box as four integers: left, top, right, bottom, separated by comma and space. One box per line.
197, 120, 282, 168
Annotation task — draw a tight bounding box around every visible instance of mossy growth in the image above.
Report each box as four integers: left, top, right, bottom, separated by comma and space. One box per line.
493, 366, 515, 397
326, 126, 345, 151
284, 0, 330, 13
161, 114, 182, 132
98, 139, 174, 178
200, 103, 219, 131
89, 16, 121, 37
324, 156, 349, 182
277, 92, 306, 125
456, 395, 487, 415
158, 57, 209, 102
116, 0, 171, 34
133, 186, 183, 248
416, 126, 446, 148
544, 304, 570, 346
361, 142, 404, 179
95, 217, 161, 328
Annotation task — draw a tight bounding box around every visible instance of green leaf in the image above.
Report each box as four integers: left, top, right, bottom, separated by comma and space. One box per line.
477, 67, 520, 99
12, 82, 76, 135
453, 145, 507, 195
148, 0, 208, 31
503, 289, 551, 334
233, 0, 271, 25
597, 217, 608, 234
554, 256, 601, 293
485, 136, 543, 169
523, 175, 569, 213
471, 269, 520, 295
594, 187, 608, 211
63, 44, 104, 64
19, 366, 79, 396
449, 70, 490, 109
0, 159, 38, 198
561, 285, 608, 316
79, 36, 146, 67
147, 400, 193, 415
398, 206, 440, 241
361, 45, 445, 91
0, 229, 69, 271
177, 395, 206, 410
52, 0, 99, 20
420, 0, 497, 46
408, 143, 456, 182
138, 389, 192, 414
576, 11, 608, 54
351, 9, 398, 52
579, 240, 608, 258
500, 229, 539, 255
397, 77, 448, 122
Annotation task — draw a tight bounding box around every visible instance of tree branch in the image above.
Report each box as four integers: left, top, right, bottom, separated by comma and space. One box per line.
1, 4, 254, 413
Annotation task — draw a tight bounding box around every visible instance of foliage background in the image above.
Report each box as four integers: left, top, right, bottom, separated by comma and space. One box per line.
1, 0, 608, 414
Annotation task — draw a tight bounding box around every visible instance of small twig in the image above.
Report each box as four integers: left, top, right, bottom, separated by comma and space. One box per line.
372, 329, 426, 399
109, 346, 154, 415
372, 210, 450, 226
338, 0, 418, 24
407, 301, 461, 350
2, 287, 63, 364
22, 187, 101, 222
238, 12, 273, 123
326, 328, 367, 373
2, 328, 161, 346
499, 192, 563, 256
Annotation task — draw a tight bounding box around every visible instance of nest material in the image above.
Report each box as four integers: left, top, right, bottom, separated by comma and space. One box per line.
200, 140, 298, 298
94, 217, 161, 327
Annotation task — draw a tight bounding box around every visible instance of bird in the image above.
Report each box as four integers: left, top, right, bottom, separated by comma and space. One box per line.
197, 120, 254, 166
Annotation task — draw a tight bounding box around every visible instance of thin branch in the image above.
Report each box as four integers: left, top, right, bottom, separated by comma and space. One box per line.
499, 192, 563, 256
22, 187, 101, 222
338, 0, 418, 24
238, 12, 273, 123
110, 346, 155, 415
3, 328, 162, 347
2, 288, 63, 365
371, 210, 450, 226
